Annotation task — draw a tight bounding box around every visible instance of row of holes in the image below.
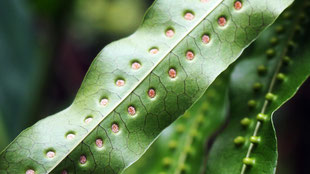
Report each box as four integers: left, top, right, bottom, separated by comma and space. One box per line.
25, 1, 243, 174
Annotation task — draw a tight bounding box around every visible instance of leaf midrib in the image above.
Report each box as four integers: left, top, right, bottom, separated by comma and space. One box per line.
48, 0, 225, 172
174, 112, 202, 174
240, 4, 304, 173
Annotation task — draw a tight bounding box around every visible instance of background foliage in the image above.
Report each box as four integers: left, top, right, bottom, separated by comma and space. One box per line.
0, 0, 309, 173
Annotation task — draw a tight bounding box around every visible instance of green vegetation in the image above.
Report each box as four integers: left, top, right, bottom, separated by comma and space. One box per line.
2, 0, 310, 174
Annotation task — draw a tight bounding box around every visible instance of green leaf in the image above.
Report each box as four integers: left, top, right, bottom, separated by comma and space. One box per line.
123, 71, 229, 174
0, 0, 292, 173
206, 1, 310, 173
0, 112, 9, 151
72, 0, 148, 40
0, 0, 44, 139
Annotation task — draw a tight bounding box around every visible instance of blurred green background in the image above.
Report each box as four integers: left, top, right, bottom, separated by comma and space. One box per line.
0, 0, 309, 173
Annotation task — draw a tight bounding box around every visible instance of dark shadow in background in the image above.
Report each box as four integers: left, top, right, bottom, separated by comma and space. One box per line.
275, 78, 310, 174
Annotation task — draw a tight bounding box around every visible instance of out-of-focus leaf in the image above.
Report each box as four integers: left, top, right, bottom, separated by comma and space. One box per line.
206, 1, 310, 173
0, 0, 43, 140
71, 0, 147, 42
0, 112, 9, 152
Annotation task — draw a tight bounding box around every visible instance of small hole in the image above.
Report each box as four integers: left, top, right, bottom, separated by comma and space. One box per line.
66, 133, 75, 140
46, 150, 56, 158
80, 155, 87, 164
116, 79, 125, 87
186, 51, 195, 60
149, 48, 159, 54
202, 34, 210, 44
96, 139, 103, 148
169, 69, 177, 78
184, 12, 195, 20
128, 106, 136, 116
234, 1, 242, 10
62, 170, 68, 174
100, 98, 109, 106
112, 123, 119, 133
26, 169, 35, 174
148, 89, 156, 98
84, 116, 93, 124
218, 16, 227, 27
132, 62, 141, 70
165, 29, 175, 38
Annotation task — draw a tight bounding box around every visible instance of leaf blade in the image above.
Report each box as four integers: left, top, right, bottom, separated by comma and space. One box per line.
0, 0, 293, 173
123, 71, 230, 174
206, 1, 310, 173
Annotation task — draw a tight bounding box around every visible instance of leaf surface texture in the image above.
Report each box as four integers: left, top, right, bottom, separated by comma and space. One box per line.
0, 0, 292, 173
206, 1, 310, 173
